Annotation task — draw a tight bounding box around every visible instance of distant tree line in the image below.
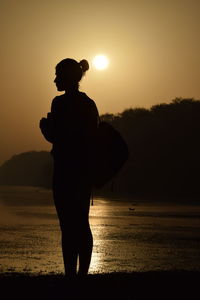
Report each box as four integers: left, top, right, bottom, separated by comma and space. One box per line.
0, 98, 200, 196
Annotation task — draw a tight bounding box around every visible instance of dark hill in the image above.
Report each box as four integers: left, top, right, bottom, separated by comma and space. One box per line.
0, 151, 53, 188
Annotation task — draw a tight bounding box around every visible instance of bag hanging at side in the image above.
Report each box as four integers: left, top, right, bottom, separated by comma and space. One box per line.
92, 120, 129, 189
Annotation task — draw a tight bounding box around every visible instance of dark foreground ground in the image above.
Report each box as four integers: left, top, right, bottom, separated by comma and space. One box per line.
0, 271, 200, 300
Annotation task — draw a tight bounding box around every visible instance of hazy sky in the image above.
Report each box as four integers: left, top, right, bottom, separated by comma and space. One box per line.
1, 0, 200, 165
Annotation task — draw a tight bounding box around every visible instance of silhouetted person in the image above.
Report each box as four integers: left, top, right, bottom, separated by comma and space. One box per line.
40, 58, 99, 277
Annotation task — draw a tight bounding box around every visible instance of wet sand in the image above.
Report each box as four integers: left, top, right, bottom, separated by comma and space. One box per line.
0, 186, 200, 299
0, 186, 200, 275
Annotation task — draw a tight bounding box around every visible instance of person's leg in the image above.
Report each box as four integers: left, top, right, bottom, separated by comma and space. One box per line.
61, 230, 78, 277
53, 175, 79, 276
53, 159, 94, 276
78, 222, 93, 276
75, 182, 93, 276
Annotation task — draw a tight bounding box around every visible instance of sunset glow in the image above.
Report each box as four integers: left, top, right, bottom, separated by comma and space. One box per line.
1, 0, 200, 167
93, 55, 109, 70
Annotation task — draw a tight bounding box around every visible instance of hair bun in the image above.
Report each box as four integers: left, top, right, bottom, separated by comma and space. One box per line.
79, 59, 89, 72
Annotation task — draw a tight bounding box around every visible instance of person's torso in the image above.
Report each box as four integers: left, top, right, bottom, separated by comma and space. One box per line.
51, 92, 98, 168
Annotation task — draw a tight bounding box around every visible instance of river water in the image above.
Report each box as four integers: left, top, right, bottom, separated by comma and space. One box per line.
0, 186, 199, 274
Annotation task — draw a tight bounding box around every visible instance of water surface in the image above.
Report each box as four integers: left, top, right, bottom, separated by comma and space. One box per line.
0, 186, 199, 274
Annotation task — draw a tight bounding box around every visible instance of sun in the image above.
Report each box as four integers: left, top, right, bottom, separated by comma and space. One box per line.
93, 55, 109, 70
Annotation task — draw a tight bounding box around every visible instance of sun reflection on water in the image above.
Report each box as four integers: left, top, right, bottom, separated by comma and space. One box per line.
0, 187, 200, 274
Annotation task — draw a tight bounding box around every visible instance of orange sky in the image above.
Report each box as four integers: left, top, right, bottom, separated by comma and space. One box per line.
1, 0, 200, 165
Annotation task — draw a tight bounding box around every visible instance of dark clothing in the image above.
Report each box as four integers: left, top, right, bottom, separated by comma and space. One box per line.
50, 92, 98, 158
50, 91, 99, 223
43, 91, 99, 275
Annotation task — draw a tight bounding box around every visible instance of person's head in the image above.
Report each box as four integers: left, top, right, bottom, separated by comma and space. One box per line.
54, 58, 89, 92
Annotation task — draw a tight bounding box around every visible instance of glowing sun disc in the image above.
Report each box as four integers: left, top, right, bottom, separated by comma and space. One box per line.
93, 55, 109, 70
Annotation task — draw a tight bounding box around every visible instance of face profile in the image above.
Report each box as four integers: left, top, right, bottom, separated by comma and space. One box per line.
54, 58, 89, 93
54, 71, 68, 91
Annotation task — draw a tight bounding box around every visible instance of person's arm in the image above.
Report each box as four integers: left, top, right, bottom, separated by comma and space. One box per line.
39, 114, 54, 143
39, 97, 57, 143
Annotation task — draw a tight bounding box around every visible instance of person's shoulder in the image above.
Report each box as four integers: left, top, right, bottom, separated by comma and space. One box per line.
79, 92, 97, 108
52, 94, 66, 103
51, 94, 66, 106
51, 94, 66, 111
